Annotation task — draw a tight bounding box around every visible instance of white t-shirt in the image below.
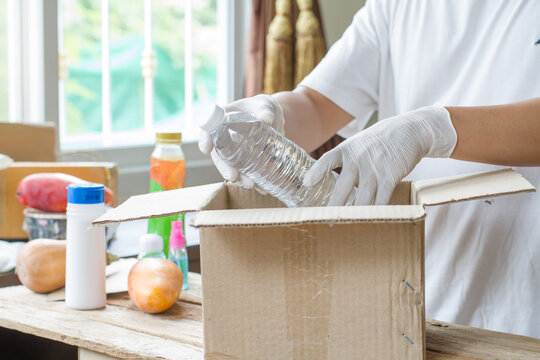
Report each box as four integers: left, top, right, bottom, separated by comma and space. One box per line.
301, 0, 540, 338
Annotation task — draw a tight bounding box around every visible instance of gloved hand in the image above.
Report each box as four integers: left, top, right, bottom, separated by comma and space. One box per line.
303, 104, 457, 205
199, 94, 285, 190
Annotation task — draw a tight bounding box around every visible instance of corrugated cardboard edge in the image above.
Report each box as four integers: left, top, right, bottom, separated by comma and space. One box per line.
412, 168, 536, 207
191, 205, 426, 228
93, 182, 225, 226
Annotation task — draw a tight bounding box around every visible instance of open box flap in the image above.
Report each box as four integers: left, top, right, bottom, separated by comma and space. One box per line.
93, 182, 224, 226
94, 169, 534, 227
412, 168, 535, 207
191, 205, 426, 228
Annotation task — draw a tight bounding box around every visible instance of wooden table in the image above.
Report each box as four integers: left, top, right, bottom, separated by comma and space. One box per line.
0, 273, 538, 360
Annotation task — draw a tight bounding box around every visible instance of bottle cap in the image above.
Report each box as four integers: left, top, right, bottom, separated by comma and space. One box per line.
139, 233, 163, 254
156, 132, 181, 143
199, 104, 225, 133
169, 220, 186, 249
67, 183, 105, 204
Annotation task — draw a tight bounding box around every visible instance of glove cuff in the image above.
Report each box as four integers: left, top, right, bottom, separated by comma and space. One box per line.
424, 103, 458, 158
270, 95, 286, 134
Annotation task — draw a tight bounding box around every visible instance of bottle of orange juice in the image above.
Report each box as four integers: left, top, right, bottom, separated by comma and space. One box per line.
147, 132, 185, 256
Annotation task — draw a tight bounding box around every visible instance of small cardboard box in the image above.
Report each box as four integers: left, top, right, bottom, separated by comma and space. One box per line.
0, 122, 56, 162
0, 162, 118, 239
95, 169, 534, 360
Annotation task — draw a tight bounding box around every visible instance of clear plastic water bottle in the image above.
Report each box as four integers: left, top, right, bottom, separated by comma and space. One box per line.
168, 220, 188, 290
138, 234, 166, 260
201, 105, 340, 207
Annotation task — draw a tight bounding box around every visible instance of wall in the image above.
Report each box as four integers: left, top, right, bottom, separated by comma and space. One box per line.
319, 0, 365, 47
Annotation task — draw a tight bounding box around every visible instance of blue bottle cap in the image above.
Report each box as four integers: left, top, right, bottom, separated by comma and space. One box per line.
67, 183, 105, 204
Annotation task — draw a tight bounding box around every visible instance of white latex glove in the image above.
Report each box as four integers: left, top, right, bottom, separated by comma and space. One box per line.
198, 94, 285, 190
303, 104, 457, 206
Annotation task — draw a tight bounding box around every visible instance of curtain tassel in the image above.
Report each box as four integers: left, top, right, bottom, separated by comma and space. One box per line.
294, 0, 326, 86
263, 0, 294, 94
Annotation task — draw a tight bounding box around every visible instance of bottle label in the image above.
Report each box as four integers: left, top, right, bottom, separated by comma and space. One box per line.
148, 156, 186, 257
150, 157, 186, 190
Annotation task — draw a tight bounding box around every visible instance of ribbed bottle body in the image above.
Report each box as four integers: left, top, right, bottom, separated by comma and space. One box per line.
213, 117, 336, 207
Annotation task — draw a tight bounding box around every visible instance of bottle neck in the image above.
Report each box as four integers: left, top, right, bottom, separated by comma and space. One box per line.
66, 202, 105, 217
156, 140, 181, 145
154, 142, 182, 150
151, 142, 185, 161
169, 247, 187, 255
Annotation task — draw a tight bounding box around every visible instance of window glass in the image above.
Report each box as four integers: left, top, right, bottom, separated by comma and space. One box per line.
153, 0, 185, 128
109, 1, 144, 132
63, 0, 103, 135
192, 0, 218, 118
61, 0, 218, 145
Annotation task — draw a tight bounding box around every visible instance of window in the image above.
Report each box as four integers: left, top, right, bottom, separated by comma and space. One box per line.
1, 0, 246, 145
1, 0, 249, 199
59, 0, 222, 150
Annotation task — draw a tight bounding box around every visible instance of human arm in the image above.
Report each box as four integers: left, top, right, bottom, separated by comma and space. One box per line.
198, 88, 353, 188
199, 1, 381, 187
274, 86, 353, 153
448, 97, 540, 166
304, 97, 540, 206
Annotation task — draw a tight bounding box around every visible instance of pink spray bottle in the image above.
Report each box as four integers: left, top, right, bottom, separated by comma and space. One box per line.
169, 220, 188, 290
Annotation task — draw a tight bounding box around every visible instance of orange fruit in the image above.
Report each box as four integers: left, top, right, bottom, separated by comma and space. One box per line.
128, 258, 183, 314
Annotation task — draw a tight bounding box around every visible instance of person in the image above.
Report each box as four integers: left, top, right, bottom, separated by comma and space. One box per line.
304, 97, 540, 206
199, 0, 540, 338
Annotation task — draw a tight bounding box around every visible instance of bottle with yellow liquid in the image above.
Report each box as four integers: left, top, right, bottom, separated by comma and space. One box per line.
147, 132, 186, 256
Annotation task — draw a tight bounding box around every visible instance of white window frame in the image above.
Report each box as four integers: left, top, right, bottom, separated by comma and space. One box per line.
6, 0, 251, 201
7, 0, 58, 126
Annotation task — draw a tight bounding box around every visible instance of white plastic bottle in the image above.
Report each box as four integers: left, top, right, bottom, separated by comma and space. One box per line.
138, 233, 166, 259
65, 183, 106, 310
201, 105, 345, 207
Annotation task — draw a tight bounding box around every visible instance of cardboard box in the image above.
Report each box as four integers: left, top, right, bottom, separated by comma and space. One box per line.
0, 123, 56, 161
94, 169, 534, 360
0, 162, 117, 239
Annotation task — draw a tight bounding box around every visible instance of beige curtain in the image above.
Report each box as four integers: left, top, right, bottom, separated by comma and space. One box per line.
245, 0, 344, 159
245, 1, 275, 97
245, 0, 325, 97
